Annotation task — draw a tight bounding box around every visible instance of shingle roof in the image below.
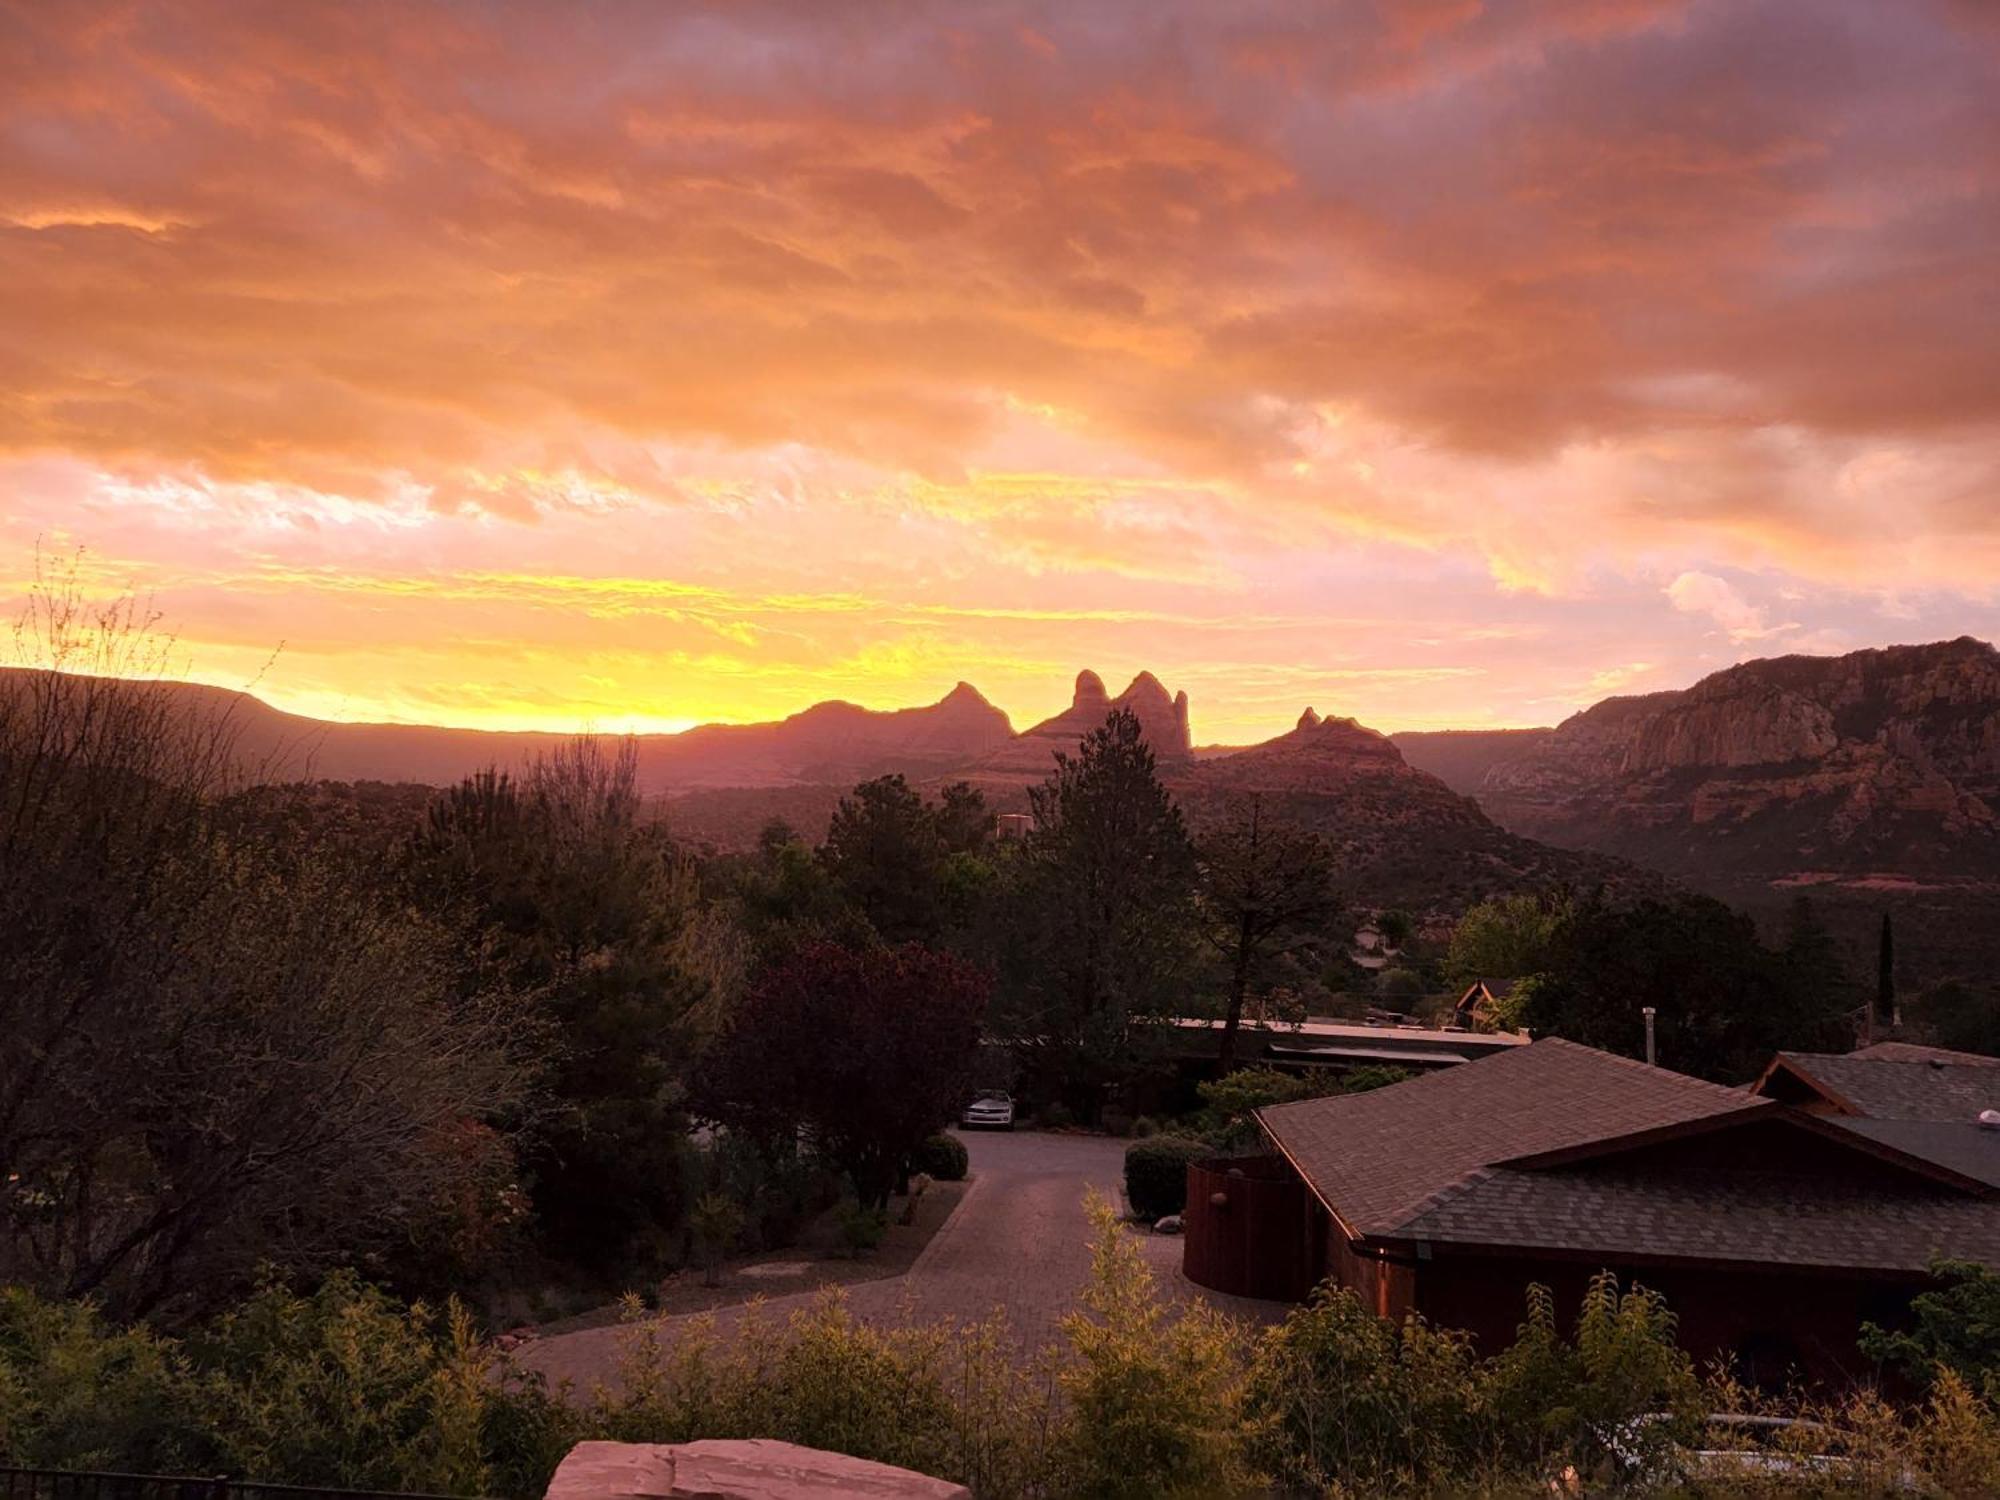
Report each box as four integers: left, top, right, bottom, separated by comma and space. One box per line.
1850, 1042, 2000, 1067
1396, 1167, 2000, 1273
1259, 1037, 2000, 1272
1257, 1038, 1764, 1236
1834, 1119, 2000, 1190
1768, 1051, 2000, 1122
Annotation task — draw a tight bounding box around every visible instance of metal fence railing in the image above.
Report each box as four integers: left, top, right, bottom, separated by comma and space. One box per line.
0, 1468, 481, 1500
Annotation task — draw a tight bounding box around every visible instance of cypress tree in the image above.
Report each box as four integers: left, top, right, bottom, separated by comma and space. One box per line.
1877, 912, 1897, 1027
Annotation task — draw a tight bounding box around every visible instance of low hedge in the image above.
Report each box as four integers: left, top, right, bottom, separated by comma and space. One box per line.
1123, 1135, 1208, 1220
914, 1132, 970, 1182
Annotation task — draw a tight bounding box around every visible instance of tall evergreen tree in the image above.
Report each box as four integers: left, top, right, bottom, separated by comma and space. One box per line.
1878, 912, 1898, 1029
997, 708, 1198, 1119
407, 738, 714, 1273
1196, 794, 1342, 1069
820, 773, 946, 943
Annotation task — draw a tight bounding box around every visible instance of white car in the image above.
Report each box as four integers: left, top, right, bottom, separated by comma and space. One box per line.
960, 1090, 1015, 1130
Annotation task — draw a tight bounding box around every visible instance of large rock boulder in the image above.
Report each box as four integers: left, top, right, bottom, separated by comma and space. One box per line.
545, 1439, 971, 1500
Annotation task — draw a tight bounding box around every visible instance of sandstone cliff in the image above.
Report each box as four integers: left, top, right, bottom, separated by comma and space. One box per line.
1465, 638, 2000, 881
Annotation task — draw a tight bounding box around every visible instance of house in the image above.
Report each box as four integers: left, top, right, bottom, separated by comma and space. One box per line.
1451, 977, 1518, 1030
1348, 923, 1396, 971
1183, 1038, 2000, 1386
1167, 1015, 1527, 1074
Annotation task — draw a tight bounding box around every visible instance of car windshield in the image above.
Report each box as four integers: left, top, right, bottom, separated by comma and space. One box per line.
973, 1090, 1010, 1102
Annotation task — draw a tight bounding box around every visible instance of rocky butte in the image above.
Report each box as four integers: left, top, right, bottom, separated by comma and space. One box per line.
959, 669, 1192, 785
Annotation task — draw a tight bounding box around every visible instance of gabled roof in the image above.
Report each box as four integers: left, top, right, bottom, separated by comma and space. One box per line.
1757, 1051, 2000, 1122
1258, 1038, 1762, 1237
1850, 1041, 2000, 1067
1454, 977, 1517, 1013
1259, 1037, 2000, 1273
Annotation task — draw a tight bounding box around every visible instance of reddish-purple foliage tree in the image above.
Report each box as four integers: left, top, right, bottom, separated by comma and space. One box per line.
697, 941, 989, 1209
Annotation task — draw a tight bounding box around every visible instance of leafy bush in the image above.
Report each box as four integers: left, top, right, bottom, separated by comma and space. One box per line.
913, 1132, 969, 1182
1861, 1257, 2000, 1399
1037, 1101, 1074, 1130
594, 1292, 1061, 1500
1056, 1194, 1249, 1499
0, 1276, 570, 1499
689, 1193, 747, 1286
0, 1288, 205, 1471
1122, 1136, 1208, 1220
191, 1272, 509, 1496
1190, 1068, 1322, 1149
1337, 1064, 1414, 1096
688, 1132, 843, 1252
1130, 1114, 1159, 1139
1242, 1283, 1485, 1494
835, 1203, 888, 1258
1245, 1272, 1703, 1494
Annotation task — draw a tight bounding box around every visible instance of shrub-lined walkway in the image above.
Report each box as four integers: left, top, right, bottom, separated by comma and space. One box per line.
520, 1129, 1284, 1393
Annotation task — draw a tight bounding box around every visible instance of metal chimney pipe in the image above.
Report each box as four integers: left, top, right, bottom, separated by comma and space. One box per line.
1642, 1006, 1658, 1067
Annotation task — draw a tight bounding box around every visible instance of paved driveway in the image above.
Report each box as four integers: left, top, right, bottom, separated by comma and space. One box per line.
520, 1129, 1285, 1393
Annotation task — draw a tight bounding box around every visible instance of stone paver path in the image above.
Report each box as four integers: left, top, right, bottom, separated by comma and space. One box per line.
520, 1129, 1286, 1393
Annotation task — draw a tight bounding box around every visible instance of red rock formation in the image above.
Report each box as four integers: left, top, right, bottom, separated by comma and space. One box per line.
961, 668, 1193, 782
1464, 638, 2000, 880
544, 1439, 970, 1500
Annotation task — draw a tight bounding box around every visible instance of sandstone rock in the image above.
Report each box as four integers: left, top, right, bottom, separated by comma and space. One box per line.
544, 1439, 971, 1500
961, 668, 1194, 782
1418, 638, 2000, 884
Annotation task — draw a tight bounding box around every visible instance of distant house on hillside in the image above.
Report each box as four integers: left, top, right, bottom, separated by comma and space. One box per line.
1348, 922, 1398, 971
1182, 1038, 2000, 1387
1166, 1016, 1525, 1077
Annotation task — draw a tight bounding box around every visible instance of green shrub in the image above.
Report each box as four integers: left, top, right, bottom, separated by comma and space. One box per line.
1037, 1101, 1074, 1130
689, 1193, 748, 1287
835, 1203, 888, 1258
1862, 1257, 2000, 1400
913, 1132, 969, 1182
1057, 1194, 1250, 1498
0, 1287, 206, 1471
1131, 1114, 1159, 1139
190, 1271, 508, 1497
1242, 1283, 1486, 1494
594, 1292, 1060, 1500
1122, 1135, 1207, 1220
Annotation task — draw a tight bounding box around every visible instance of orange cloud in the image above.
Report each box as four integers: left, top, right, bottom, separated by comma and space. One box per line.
0, 1, 1995, 738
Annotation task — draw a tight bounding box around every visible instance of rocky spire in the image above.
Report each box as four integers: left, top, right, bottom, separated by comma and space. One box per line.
1298, 706, 1321, 730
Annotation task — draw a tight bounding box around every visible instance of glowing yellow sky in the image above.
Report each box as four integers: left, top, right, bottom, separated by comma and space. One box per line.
2, 1, 1997, 742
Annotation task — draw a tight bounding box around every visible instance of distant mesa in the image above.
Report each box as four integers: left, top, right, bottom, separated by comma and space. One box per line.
1396, 636, 2000, 885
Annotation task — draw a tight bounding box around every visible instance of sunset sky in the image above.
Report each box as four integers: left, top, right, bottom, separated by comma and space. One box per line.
3, 0, 1997, 742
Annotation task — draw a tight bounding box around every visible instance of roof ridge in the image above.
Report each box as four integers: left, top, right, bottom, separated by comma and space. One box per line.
1387, 1164, 1497, 1231
1537, 1034, 1749, 1097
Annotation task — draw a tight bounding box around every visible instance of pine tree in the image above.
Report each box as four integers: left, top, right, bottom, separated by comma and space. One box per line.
999, 707, 1198, 1120
1878, 912, 1898, 1029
